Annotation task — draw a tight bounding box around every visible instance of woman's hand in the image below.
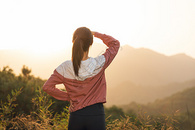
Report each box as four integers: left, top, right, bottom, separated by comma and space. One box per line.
91, 31, 96, 35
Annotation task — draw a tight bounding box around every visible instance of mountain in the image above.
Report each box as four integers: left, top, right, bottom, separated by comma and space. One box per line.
106, 45, 195, 88
104, 45, 195, 106
120, 85, 195, 115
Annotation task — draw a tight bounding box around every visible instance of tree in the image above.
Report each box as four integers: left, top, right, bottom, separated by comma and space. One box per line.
21, 65, 31, 77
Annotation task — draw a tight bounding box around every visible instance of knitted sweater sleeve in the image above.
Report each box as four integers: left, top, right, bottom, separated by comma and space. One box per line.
42, 70, 70, 101
94, 32, 120, 68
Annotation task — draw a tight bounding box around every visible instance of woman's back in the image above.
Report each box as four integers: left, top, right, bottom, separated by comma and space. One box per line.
43, 32, 120, 112
42, 28, 120, 130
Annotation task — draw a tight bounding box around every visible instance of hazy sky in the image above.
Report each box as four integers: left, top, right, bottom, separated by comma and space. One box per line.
0, 0, 195, 58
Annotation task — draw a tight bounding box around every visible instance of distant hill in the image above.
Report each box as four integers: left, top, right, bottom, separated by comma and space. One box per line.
120, 85, 195, 115
106, 45, 195, 88
106, 79, 195, 106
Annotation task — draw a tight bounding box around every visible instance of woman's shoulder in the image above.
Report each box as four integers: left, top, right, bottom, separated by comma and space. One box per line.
93, 55, 106, 67
55, 60, 74, 77
94, 55, 105, 62
57, 60, 73, 71
55, 55, 106, 81
61, 60, 72, 66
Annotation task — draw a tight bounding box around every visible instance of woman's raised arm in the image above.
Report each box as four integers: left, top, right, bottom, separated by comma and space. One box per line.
93, 32, 120, 68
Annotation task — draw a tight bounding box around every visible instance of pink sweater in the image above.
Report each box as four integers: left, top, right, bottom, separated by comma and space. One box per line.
42, 32, 120, 112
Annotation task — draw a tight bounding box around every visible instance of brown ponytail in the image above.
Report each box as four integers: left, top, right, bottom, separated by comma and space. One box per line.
72, 27, 93, 76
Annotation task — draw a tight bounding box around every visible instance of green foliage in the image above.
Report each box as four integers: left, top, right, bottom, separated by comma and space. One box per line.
0, 89, 180, 130
0, 87, 22, 129
106, 106, 179, 130
0, 66, 43, 115
1, 85, 70, 129
0, 66, 69, 115
0, 66, 71, 129
176, 108, 195, 130
21, 65, 31, 78
105, 105, 125, 122
31, 86, 54, 128
49, 97, 69, 115
147, 86, 195, 115
0, 66, 17, 99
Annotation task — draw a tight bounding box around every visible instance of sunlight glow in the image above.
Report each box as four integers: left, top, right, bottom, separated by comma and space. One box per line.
0, 0, 195, 58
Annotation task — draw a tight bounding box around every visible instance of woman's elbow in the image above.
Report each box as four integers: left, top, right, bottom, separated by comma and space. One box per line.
116, 40, 120, 48
42, 84, 48, 92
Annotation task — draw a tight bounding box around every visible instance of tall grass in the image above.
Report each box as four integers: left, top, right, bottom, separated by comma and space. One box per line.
0, 87, 180, 130
0, 87, 22, 129
106, 109, 179, 130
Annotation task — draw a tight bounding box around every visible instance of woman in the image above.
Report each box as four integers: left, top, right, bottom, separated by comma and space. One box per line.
43, 27, 120, 130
